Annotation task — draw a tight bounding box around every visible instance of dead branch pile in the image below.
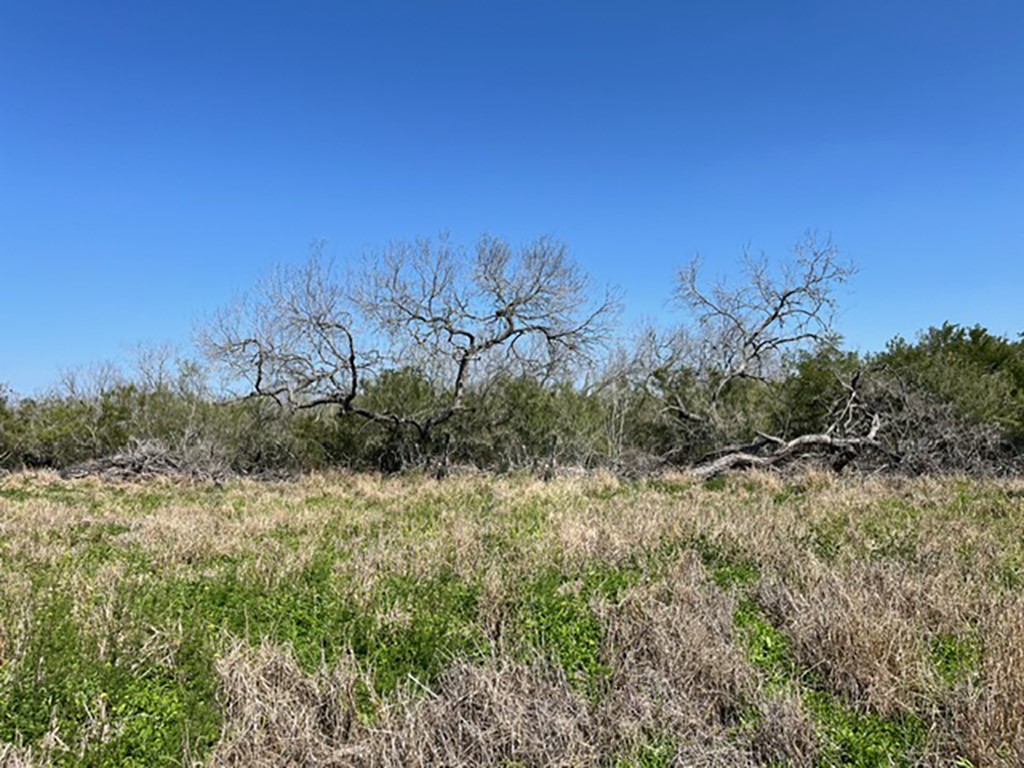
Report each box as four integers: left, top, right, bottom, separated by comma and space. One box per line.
59, 438, 230, 482
691, 366, 1021, 481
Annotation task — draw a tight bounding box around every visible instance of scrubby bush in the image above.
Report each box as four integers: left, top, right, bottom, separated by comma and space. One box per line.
456, 376, 610, 470
769, 347, 863, 440
878, 323, 1024, 445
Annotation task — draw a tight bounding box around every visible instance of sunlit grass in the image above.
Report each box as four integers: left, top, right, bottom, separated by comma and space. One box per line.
1, 469, 1023, 765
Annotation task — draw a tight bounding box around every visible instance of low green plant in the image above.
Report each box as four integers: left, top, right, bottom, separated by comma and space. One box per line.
703, 475, 728, 492
691, 534, 760, 588
929, 632, 981, 686
734, 598, 795, 690
729, 586, 925, 765
805, 515, 848, 562
513, 568, 609, 695
806, 690, 925, 768
362, 571, 487, 694
613, 735, 676, 768
0, 592, 220, 767
772, 482, 806, 506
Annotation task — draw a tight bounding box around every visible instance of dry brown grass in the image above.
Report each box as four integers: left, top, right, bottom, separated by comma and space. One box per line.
3, 469, 1024, 765
370, 660, 601, 767
758, 560, 936, 715
0, 744, 37, 768
747, 692, 819, 767
945, 593, 1024, 764
209, 641, 601, 767
209, 637, 807, 768
210, 641, 362, 767
601, 551, 755, 742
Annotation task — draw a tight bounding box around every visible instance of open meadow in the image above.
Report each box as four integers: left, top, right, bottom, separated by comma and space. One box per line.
1, 470, 1023, 766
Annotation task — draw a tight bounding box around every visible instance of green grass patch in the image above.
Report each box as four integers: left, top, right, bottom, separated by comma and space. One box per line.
509, 557, 647, 695
929, 631, 981, 686
361, 571, 487, 694
303, 491, 346, 510
702, 475, 729, 492
858, 503, 920, 562
731, 595, 926, 766
691, 534, 760, 588
504, 500, 549, 542
0, 485, 33, 502
806, 690, 925, 768
265, 521, 307, 550
641, 477, 691, 496
141, 554, 486, 696
734, 597, 796, 690
0, 592, 220, 767
772, 482, 806, 506
132, 492, 172, 513
0, 482, 95, 507
1, 548, 490, 761
512, 567, 609, 696
613, 735, 677, 767
805, 515, 848, 562
993, 551, 1024, 590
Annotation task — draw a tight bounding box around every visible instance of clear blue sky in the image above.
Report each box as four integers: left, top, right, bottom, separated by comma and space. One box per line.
2, 1, 1022, 394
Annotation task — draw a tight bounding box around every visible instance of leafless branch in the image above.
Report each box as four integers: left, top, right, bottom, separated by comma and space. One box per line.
201, 235, 618, 465
673, 232, 854, 418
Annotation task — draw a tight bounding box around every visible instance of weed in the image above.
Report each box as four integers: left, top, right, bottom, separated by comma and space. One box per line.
302, 491, 344, 510
642, 477, 690, 496
0, 486, 32, 502
772, 483, 806, 506
133, 492, 171, 513
994, 552, 1024, 590
691, 534, 760, 588
805, 516, 847, 562
929, 632, 981, 686
859, 506, 920, 562
513, 568, 609, 695
806, 690, 925, 767
0, 592, 220, 766
581, 561, 643, 602
507, 500, 548, 541
731, 593, 925, 765
613, 735, 676, 767
141, 555, 358, 673
734, 598, 796, 689
363, 571, 487, 694
703, 475, 728, 492
264, 521, 306, 550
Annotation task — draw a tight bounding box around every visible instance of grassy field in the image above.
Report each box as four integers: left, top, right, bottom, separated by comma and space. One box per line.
1, 469, 1023, 767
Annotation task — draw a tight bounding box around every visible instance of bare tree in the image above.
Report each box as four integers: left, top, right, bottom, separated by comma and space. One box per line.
624, 233, 880, 475
203, 243, 374, 413
201, 235, 618, 468
672, 232, 854, 423
660, 235, 1009, 479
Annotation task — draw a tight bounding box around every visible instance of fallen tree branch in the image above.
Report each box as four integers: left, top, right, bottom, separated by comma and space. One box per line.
691, 416, 889, 479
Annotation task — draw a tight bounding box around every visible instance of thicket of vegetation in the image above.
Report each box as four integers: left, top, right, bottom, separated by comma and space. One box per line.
2, 234, 1021, 479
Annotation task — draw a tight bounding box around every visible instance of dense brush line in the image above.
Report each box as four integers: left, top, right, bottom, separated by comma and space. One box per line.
4, 234, 1023, 479
1, 320, 1022, 479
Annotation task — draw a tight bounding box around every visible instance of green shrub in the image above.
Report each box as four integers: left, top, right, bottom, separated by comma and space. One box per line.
878, 323, 1024, 443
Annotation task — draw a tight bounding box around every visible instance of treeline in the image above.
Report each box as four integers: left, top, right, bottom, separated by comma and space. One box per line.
2, 235, 1022, 478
